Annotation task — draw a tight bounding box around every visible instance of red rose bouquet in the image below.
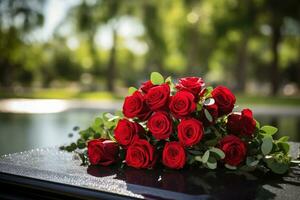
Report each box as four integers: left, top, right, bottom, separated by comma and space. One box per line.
61, 72, 298, 174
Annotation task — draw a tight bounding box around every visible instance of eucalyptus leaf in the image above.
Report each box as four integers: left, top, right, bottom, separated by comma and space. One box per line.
150, 72, 164, 85
204, 109, 213, 122
246, 157, 259, 167
209, 147, 225, 159
195, 156, 202, 162
207, 158, 217, 169
225, 164, 237, 170
204, 98, 215, 106
261, 135, 273, 155
260, 125, 278, 135
202, 150, 210, 163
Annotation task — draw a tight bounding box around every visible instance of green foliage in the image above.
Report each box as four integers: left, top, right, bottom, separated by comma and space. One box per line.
202, 150, 210, 163
264, 153, 291, 174
209, 147, 225, 159
128, 87, 137, 95
150, 72, 164, 85
261, 135, 273, 155
204, 109, 213, 122
260, 126, 278, 136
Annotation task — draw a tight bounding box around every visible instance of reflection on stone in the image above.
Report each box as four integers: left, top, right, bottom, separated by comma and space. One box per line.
87, 165, 297, 199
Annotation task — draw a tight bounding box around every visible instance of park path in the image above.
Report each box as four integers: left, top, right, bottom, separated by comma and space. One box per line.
0, 99, 299, 116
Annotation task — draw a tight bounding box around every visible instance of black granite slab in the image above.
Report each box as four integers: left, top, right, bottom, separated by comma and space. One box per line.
0, 143, 299, 200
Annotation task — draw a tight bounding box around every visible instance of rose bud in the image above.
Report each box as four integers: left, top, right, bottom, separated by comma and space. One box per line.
212, 86, 236, 116
126, 139, 157, 169
219, 135, 247, 166
162, 142, 186, 169
169, 91, 196, 118
114, 119, 145, 148
123, 91, 152, 121
178, 118, 204, 147
139, 80, 155, 94
147, 111, 173, 140
227, 108, 256, 137
87, 139, 119, 166
175, 77, 205, 97
145, 83, 170, 111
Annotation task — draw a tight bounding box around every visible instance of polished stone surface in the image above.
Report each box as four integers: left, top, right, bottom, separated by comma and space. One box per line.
0, 143, 299, 200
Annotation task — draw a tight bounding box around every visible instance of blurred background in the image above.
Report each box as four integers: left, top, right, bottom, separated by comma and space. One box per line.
0, 0, 299, 154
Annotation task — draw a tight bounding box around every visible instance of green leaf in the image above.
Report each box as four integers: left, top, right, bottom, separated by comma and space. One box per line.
204, 86, 213, 97
207, 157, 217, 169
261, 135, 273, 155
260, 125, 278, 135
77, 139, 86, 149
209, 147, 225, 159
202, 150, 210, 163
150, 72, 164, 85
165, 76, 172, 83
265, 158, 289, 174
278, 136, 289, 142
255, 120, 260, 129
196, 104, 203, 111
204, 98, 215, 106
128, 87, 137, 95
277, 142, 290, 154
94, 132, 101, 139
205, 139, 219, 146
204, 109, 213, 122
246, 157, 259, 167
195, 156, 202, 162
225, 164, 237, 170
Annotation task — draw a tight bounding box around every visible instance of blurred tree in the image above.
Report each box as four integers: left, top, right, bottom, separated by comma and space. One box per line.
212, 0, 257, 92
260, 0, 300, 95
0, 0, 45, 89
142, 1, 167, 75
66, 0, 137, 92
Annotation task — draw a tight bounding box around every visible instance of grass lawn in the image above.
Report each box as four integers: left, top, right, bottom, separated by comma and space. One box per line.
0, 89, 299, 106
0, 89, 123, 100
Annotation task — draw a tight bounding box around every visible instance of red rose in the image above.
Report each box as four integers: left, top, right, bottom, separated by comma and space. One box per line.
169, 91, 196, 118
176, 77, 205, 96
140, 80, 155, 94
87, 139, 119, 166
212, 86, 236, 116
114, 119, 145, 148
201, 104, 218, 126
123, 91, 152, 121
126, 139, 156, 169
227, 109, 256, 137
146, 83, 170, 111
219, 135, 247, 166
147, 112, 173, 140
178, 118, 204, 147
162, 142, 186, 169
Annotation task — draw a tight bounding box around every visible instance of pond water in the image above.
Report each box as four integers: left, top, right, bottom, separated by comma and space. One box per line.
0, 109, 299, 155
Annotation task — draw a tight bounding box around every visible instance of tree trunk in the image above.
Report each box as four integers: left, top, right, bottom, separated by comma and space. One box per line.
270, 18, 281, 96
235, 31, 249, 92
88, 31, 101, 76
106, 28, 117, 92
